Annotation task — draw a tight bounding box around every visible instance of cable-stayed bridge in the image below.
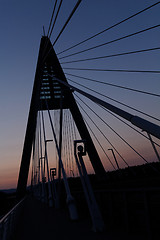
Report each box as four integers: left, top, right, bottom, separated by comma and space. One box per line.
1, 1, 160, 239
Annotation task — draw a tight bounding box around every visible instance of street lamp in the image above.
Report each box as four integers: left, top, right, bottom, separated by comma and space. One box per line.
108, 148, 120, 170
39, 157, 45, 181
45, 139, 53, 207
39, 156, 45, 202
70, 169, 74, 177
146, 132, 160, 162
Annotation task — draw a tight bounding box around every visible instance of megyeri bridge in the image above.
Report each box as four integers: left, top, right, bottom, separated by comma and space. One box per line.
1, 1, 160, 239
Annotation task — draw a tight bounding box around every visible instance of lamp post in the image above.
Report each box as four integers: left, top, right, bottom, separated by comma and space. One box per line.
70, 169, 74, 177
39, 156, 45, 181
108, 148, 120, 170
50, 168, 59, 209
45, 139, 53, 207
74, 140, 104, 232
146, 132, 160, 162
39, 156, 45, 202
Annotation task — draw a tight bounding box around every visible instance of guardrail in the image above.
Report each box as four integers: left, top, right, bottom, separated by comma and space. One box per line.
0, 197, 25, 240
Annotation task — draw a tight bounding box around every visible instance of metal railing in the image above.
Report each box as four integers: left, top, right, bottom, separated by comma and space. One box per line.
0, 197, 25, 240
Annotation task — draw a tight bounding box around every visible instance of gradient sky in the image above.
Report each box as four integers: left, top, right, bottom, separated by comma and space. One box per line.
0, 0, 160, 189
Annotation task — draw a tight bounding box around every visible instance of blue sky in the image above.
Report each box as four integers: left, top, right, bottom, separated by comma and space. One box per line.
0, 0, 160, 189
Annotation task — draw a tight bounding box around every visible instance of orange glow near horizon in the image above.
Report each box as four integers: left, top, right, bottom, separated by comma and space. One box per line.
1, 142, 158, 190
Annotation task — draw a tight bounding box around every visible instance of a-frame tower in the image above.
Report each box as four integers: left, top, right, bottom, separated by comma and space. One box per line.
17, 36, 106, 199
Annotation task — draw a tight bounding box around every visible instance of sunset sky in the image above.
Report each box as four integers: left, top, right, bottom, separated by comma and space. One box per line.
0, 0, 160, 190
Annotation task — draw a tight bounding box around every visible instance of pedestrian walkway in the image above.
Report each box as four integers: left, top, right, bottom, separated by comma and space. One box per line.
14, 196, 146, 240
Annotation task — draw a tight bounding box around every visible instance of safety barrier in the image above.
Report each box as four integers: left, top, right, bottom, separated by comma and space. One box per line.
0, 197, 25, 240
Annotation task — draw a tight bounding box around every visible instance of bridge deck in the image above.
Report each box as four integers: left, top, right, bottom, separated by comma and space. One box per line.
14, 196, 146, 240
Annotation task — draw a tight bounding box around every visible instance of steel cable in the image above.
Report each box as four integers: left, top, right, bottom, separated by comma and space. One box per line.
59, 24, 160, 59
65, 73, 160, 98
67, 78, 160, 122
57, 1, 160, 55
60, 47, 160, 64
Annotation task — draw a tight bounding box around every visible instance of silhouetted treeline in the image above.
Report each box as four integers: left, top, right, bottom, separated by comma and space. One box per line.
66, 161, 160, 191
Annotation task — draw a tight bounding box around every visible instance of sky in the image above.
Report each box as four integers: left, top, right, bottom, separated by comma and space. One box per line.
0, 0, 160, 189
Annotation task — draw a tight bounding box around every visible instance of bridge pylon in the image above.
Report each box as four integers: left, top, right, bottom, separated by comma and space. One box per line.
17, 36, 106, 199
